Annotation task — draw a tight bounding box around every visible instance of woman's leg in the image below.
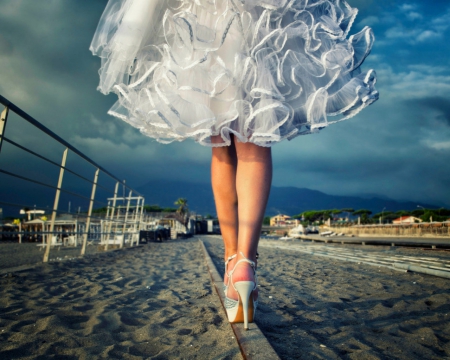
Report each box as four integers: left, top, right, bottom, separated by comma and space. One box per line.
211, 137, 272, 302
232, 141, 272, 283
235, 141, 272, 261
211, 137, 238, 263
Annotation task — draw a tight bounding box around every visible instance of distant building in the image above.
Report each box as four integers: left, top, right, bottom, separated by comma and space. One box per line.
333, 217, 349, 223
20, 209, 45, 221
392, 216, 422, 224
270, 214, 299, 227
159, 213, 196, 238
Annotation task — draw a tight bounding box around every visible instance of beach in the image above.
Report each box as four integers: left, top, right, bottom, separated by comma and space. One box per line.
1, 236, 450, 359
0, 240, 241, 359
203, 236, 450, 359
0, 242, 102, 271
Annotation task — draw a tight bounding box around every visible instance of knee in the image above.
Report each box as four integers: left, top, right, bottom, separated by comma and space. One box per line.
235, 142, 272, 162
212, 145, 237, 164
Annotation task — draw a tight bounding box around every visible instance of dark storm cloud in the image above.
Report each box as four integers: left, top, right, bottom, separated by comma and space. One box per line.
1, 0, 450, 207
409, 97, 450, 126
0, 1, 143, 146
0, 0, 161, 187
0, 34, 13, 55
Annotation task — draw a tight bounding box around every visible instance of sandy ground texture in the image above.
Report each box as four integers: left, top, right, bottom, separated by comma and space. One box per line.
202, 236, 450, 360
0, 242, 101, 271
0, 240, 242, 359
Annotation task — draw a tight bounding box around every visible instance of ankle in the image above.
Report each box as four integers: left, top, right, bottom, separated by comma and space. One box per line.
225, 253, 237, 262
231, 262, 255, 283
236, 251, 257, 264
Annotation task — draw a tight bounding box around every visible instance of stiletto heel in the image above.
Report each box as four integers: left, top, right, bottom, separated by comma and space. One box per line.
225, 252, 258, 329
234, 281, 255, 330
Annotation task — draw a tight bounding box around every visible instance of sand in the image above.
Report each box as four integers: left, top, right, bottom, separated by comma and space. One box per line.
0, 242, 101, 271
202, 236, 450, 360
1, 236, 450, 359
0, 240, 241, 359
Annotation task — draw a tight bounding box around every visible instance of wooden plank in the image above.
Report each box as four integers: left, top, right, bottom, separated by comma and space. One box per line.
200, 240, 280, 360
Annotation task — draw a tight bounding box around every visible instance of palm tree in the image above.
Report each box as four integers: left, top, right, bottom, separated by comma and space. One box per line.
174, 198, 188, 214
174, 198, 189, 226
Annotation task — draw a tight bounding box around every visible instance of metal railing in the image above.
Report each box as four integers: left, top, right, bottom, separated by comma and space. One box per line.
0, 94, 146, 262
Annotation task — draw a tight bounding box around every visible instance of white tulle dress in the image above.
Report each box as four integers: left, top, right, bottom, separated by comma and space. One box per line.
90, 0, 378, 147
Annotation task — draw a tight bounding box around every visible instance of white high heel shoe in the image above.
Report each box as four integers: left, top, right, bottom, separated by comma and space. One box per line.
223, 254, 236, 293
225, 252, 258, 330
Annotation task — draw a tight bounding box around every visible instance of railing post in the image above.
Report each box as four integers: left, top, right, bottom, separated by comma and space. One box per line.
139, 197, 145, 226
132, 196, 140, 246
0, 106, 9, 154
133, 198, 138, 222
102, 200, 111, 244
105, 182, 119, 251
81, 168, 99, 255
43, 148, 68, 263
120, 190, 132, 248
137, 197, 145, 245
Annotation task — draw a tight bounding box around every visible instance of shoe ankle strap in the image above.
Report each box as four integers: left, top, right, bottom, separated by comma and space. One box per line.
229, 252, 257, 288
225, 254, 237, 274
225, 254, 236, 267
237, 251, 256, 268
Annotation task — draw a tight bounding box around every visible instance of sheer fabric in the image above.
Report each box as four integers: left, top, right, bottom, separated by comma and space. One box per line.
91, 0, 378, 146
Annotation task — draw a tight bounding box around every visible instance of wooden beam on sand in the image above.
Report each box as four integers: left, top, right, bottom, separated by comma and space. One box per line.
200, 240, 280, 360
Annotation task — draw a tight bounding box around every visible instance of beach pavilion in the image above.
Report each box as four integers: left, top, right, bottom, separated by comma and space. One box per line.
22, 218, 80, 246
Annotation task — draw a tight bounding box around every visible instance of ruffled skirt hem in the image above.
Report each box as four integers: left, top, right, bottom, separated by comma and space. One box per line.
91, 0, 378, 147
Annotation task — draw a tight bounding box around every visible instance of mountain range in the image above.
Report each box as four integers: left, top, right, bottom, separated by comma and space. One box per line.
0, 179, 441, 219
137, 180, 439, 216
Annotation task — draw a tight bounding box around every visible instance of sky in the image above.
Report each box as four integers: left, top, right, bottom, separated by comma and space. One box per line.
1, 0, 450, 208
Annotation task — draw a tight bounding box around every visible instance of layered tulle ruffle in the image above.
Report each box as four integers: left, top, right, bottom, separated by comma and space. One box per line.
91, 0, 378, 146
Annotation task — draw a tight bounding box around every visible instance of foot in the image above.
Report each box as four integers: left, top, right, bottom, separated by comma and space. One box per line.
225, 255, 258, 302
225, 253, 259, 327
